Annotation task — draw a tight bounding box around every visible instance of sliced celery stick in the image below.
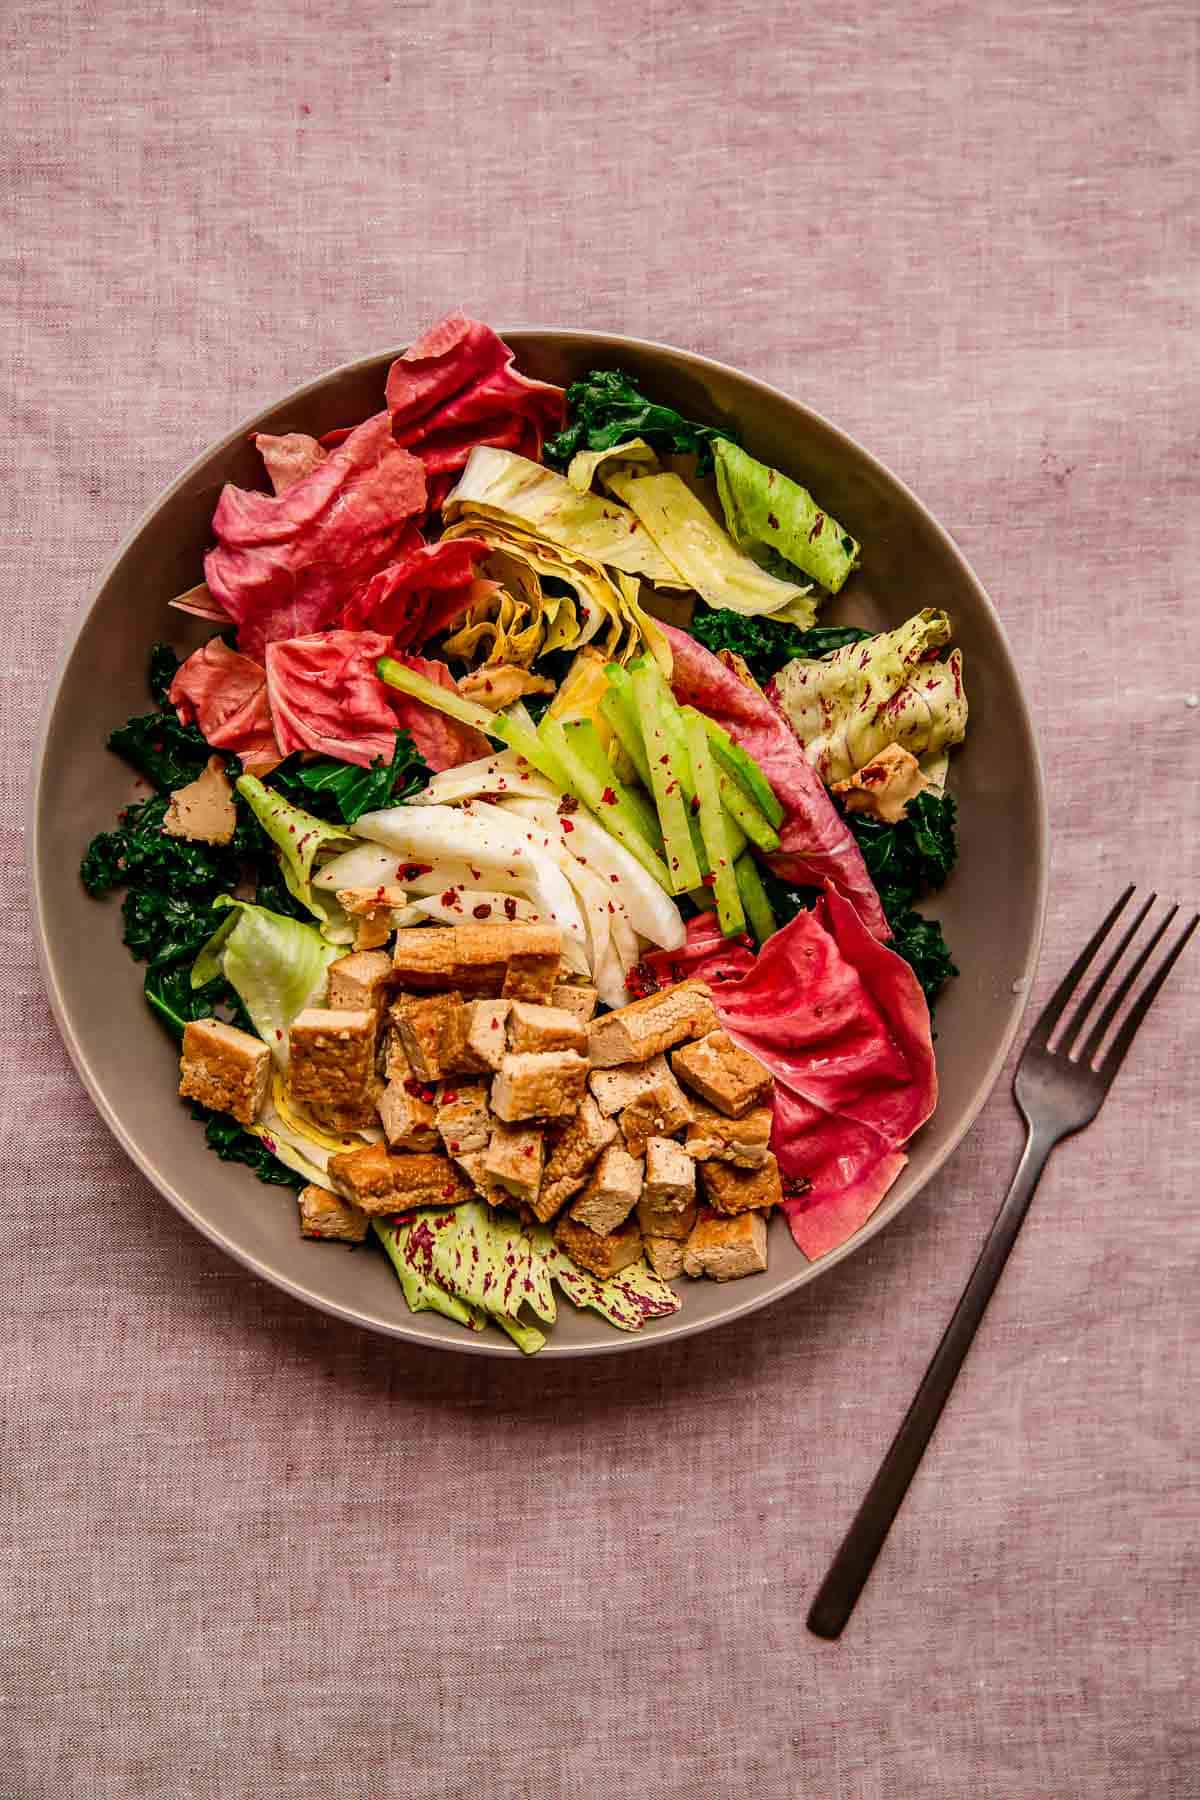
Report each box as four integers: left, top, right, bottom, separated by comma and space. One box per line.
377, 657, 498, 737
735, 855, 778, 946
491, 714, 573, 790
538, 716, 674, 891
601, 667, 653, 789
682, 708, 745, 937
700, 714, 785, 827
717, 769, 780, 853
630, 661, 701, 893
559, 718, 663, 849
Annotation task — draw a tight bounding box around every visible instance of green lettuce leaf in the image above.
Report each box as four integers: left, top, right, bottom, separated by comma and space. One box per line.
442, 445, 687, 587
531, 1227, 682, 1332
191, 897, 338, 1066
604, 468, 817, 623
236, 774, 354, 930
713, 440, 860, 594
770, 608, 968, 784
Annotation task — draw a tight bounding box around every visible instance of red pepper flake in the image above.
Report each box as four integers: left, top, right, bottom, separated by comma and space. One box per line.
398, 862, 433, 880
404, 1079, 435, 1103
767, 511, 779, 531
441, 1184, 457, 1199
561, 818, 574, 833
808, 511, 825, 542
610, 873, 619, 883
441, 1089, 459, 1104
473, 903, 492, 919
503, 897, 517, 920
557, 793, 579, 815
441, 888, 460, 909
690, 794, 701, 814
701, 872, 717, 888
521, 1145, 534, 1156
448, 1139, 460, 1152
659, 754, 670, 766
600, 786, 617, 806
625, 961, 661, 999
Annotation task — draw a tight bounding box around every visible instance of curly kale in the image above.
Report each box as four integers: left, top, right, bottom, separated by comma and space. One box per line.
688, 608, 872, 686
544, 369, 737, 474
187, 1105, 305, 1191
848, 791, 959, 1005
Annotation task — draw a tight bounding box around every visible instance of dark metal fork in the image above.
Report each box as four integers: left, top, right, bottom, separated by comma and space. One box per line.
808, 887, 1197, 1640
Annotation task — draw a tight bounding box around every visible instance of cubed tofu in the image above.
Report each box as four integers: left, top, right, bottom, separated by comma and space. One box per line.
570, 1144, 643, 1236
298, 1183, 370, 1243
179, 1018, 271, 1126
553, 1212, 643, 1279
700, 1153, 783, 1216
435, 1080, 491, 1156
637, 1190, 698, 1240
453, 1150, 508, 1208
536, 1094, 618, 1222
643, 1135, 696, 1209
390, 992, 460, 1082
587, 979, 718, 1068
684, 1097, 773, 1168
308, 1082, 385, 1134
163, 756, 236, 845
327, 949, 394, 1016
391, 1153, 474, 1213
491, 1050, 589, 1122
506, 1000, 588, 1055
337, 885, 407, 952
618, 1068, 693, 1157
440, 997, 511, 1075
644, 1235, 685, 1281
392, 923, 561, 999
288, 1009, 378, 1110
377, 1075, 439, 1150
482, 1120, 545, 1205
589, 1054, 679, 1118
683, 1207, 769, 1281
550, 981, 599, 1025
326, 1142, 396, 1213
671, 1030, 774, 1118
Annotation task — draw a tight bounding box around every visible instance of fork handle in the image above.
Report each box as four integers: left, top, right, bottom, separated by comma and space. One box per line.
807, 1123, 1057, 1638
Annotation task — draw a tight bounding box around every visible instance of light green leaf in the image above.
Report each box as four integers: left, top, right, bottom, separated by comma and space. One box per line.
713, 439, 860, 594
236, 775, 354, 931
190, 897, 339, 1067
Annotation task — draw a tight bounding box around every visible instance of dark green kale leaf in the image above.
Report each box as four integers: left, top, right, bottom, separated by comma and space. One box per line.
687, 608, 872, 686
107, 709, 212, 792
148, 641, 182, 707
847, 791, 959, 1006
544, 370, 737, 474
186, 1104, 305, 1190
268, 731, 430, 825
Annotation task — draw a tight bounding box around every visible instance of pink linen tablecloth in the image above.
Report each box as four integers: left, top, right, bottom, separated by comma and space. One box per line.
2, 3, 1197, 1796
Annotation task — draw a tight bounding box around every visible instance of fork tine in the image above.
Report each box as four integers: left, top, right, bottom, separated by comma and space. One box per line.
1097, 913, 1199, 1083
1029, 885, 1135, 1048
1058, 890, 1159, 1057
1075, 904, 1178, 1066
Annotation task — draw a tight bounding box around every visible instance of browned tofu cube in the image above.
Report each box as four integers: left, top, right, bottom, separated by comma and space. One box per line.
326, 1142, 396, 1213
643, 1135, 696, 1207
553, 1212, 643, 1279
644, 1235, 685, 1281
337, 886, 407, 951
491, 1050, 589, 1122
390, 1153, 475, 1213
453, 1150, 508, 1208
683, 1207, 769, 1281
506, 1000, 588, 1055
536, 1095, 618, 1222
434, 1081, 491, 1156
618, 1068, 693, 1157
163, 757, 237, 845
570, 1144, 643, 1235
390, 992, 460, 1082
550, 981, 599, 1024
684, 1097, 773, 1168
377, 1074, 439, 1151
589, 1054, 679, 1118
440, 998, 511, 1075
327, 949, 394, 1015
637, 1191, 698, 1241
288, 1008, 378, 1110
700, 1153, 782, 1216
179, 1018, 271, 1127
587, 980, 718, 1068
482, 1120, 545, 1205
392, 923, 561, 997
671, 1029, 774, 1118
298, 1183, 370, 1243
308, 1082, 384, 1134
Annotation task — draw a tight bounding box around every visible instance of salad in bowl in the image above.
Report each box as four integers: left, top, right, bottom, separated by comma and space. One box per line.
80, 313, 967, 1353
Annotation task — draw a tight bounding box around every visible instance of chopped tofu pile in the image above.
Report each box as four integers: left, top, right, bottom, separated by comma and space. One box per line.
176, 919, 782, 1288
